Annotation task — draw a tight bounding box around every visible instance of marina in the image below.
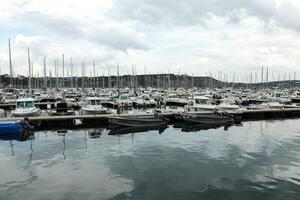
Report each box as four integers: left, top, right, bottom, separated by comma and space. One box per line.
2, 0, 300, 199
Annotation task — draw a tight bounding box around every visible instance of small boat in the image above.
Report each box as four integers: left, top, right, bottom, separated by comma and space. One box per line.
80, 97, 110, 115
12, 98, 42, 117
108, 115, 168, 127
174, 112, 234, 125
47, 101, 75, 116
291, 91, 300, 103
0, 121, 22, 134
0, 120, 34, 141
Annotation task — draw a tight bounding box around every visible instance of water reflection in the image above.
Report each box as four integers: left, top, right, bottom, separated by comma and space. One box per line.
173, 122, 236, 132
88, 129, 102, 139
0, 120, 300, 200
108, 125, 167, 135
0, 131, 34, 142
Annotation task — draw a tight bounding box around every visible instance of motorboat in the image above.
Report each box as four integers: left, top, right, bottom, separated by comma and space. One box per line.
0, 120, 34, 141
108, 115, 168, 127
80, 97, 110, 115
160, 98, 188, 113
47, 100, 75, 116
291, 91, 300, 103
174, 112, 234, 125
12, 98, 42, 117
189, 96, 217, 112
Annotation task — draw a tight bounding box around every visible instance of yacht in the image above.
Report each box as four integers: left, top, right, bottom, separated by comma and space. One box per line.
291, 91, 300, 103
159, 97, 188, 113
189, 96, 217, 112
12, 98, 42, 117
80, 97, 110, 115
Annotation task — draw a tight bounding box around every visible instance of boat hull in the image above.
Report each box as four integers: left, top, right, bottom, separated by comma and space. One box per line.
174, 113, 234, 125
12, 108, 42, 117
108, 116, 167, 127
0, 122, 22, 134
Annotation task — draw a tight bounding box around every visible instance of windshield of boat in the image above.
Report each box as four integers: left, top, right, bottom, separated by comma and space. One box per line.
165, 101, 186, 107
120, 95, 128, 100
16, 101, 34, 108
195, 99, 208, 104
89, 100, 101, 105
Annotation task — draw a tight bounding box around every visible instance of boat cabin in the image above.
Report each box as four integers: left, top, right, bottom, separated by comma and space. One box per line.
16, 98, 36, 109
84, 97, 103, 106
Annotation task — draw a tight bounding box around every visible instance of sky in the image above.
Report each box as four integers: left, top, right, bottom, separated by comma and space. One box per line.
0, 0, 300, 82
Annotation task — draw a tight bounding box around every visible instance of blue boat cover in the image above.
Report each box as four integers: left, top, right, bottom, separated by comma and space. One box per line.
0, 122, 22, 134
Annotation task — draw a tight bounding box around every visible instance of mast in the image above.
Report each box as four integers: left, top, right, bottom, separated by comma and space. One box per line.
93, 59, 96, 91
70, 57, 73, 88
108, 65, 111, 88
62, 54, 64, 88
27, 48, 32, 96
261, 66, 264, 88
117, 62, 120, 89
8, 38, 13, 87
266, 66, 269, 88
43, 56, 47, 88
168, 68, 171, 90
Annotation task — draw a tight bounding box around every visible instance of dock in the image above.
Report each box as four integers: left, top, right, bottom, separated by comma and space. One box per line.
1, 108, 300, 130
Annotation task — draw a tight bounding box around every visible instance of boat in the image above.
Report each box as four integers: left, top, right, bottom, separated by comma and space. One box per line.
108, 115, 168, 127
0, 121, 22, 134
12, 98, 42, 117
160, 97, 188, 113
174, 112, 234, 125
47, 100, 75, 116
0, 120, 34, 141
291, 91, 300, 103
80, 97, 110, 115
189, 96, 217, 112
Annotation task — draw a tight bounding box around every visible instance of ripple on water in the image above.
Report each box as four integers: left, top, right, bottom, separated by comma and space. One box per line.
1, 119, 300, 200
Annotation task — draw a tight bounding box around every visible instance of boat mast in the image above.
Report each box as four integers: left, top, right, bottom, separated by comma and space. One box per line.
70, 57, 73, 89
27, 48, 32, 96
93, 59, 96, 91
8, 38, 13, 87
117, 62, 120, 89
43, 56, 47, 89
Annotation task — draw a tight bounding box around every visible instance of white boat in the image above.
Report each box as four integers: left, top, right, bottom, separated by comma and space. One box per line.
261, 102, 284, 109
80, 97, 110, 115
12, 98, 42, 117
189, 96, 217, 112
218, 102, 240, 111
291, 91, 300, 103
160, 98, 188, 113
271, 91, 290, 104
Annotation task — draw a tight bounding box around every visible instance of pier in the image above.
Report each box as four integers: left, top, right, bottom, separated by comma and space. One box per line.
1, 108, 300, 130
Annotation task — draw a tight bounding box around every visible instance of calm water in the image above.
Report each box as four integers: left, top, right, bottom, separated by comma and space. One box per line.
1, 119, 300, 200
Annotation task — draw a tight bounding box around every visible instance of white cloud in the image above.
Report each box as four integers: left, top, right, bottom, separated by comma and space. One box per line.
0, 0, 300, 81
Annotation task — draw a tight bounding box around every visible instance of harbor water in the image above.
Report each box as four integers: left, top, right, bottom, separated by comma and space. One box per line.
1, 119, 300, 200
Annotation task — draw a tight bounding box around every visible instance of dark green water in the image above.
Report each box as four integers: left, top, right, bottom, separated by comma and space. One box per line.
1, 119, 300, 200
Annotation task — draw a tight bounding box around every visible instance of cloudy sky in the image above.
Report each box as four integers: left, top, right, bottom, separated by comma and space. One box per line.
0, 0, 299, 82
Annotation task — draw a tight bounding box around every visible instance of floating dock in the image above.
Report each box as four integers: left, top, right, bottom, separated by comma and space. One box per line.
0, 108, 300, 130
